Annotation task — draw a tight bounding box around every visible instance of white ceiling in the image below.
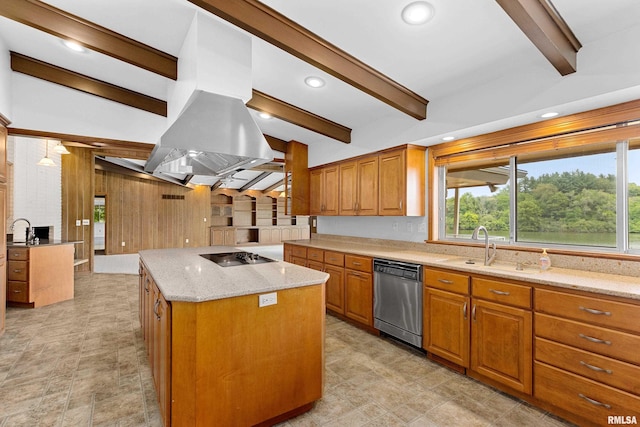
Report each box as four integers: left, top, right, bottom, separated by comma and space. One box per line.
2, 0, 640, 189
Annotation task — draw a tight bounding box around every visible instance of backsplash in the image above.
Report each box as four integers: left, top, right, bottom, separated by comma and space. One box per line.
310, 233, 640, 277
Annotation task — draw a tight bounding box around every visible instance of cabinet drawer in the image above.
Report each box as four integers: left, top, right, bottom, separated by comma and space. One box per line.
424, 268, 469, 295
536, 288, 640, 334
8, 247, 29, 261
472, 278, 531, 309
8, 261, 28, 281
7, 281, 29, 303
345, 255, 371, 272
307, 248, 324, 262
289, 245, 307, 259
535, 313, 640, 365
535, 362, 640, 423
536, 337, 640, 395
324, 251, 344, 267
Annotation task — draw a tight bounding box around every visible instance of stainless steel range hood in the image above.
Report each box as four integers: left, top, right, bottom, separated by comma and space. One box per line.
144, 90, 272, 176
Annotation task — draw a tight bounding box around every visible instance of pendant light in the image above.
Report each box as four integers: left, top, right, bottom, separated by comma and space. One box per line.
37, 140, 55, 167
53, 141, 70, 155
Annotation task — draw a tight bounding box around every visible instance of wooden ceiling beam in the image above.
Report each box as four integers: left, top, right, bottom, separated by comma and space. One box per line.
249, 90, 351, 143
0, 0, 177, 79
8, 127, 154, 160
188, 0, 428, 120
11, 52, 167, 116
239, 172, 272, 192
264, 135, 288, 153
495, 0, 581, 75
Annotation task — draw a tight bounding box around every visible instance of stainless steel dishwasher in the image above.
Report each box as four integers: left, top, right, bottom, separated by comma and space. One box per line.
373, 259, 423, 347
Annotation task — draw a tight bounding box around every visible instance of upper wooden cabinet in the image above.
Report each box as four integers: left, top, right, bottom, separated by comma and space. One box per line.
379, 146, 425, 216
339, 156, 378, 216
309, 144, 425, 217
310, 166, 339, 215
0, 124, 7, 184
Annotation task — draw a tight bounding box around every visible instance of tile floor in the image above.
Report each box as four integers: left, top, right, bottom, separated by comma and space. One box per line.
0, 273, 575, 426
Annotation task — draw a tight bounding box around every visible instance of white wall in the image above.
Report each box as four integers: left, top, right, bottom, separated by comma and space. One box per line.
10, 136, 62, 240
0, 37, 11, 119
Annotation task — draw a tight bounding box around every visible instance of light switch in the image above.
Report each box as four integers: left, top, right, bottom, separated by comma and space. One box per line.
75, 220, 81, 227
82, 219, 90, 225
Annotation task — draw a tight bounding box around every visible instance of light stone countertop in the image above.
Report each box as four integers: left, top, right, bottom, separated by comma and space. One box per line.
288, 239, 640, 301
139, 246, 329, 303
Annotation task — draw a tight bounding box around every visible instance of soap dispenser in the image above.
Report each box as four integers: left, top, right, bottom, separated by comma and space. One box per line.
539, 249, 551, 271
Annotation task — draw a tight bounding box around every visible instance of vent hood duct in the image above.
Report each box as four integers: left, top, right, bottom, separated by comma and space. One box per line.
145, 13, 273, 177
144, 90, 272, 176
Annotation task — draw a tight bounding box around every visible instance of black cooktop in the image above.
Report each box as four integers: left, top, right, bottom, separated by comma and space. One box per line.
200, 251, 276, 267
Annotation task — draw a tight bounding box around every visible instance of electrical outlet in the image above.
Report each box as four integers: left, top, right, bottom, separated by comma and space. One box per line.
407, 222, 413, 232
392, 222, 399, 232
185, 238, 189, 243
82, 219, 90, 225
121, 241, 126, 247
259, 292, 277, 307
203, 217, 207, 222
419, 222, 427, 233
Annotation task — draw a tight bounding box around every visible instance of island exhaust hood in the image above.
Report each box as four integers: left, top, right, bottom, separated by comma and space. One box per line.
145, 13, 273, 177
144, 90, 272, 176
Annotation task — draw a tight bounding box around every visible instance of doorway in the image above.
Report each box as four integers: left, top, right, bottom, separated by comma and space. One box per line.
94, 196, 106, 254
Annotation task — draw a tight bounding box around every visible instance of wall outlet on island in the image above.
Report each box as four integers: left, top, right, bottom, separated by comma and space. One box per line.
121, 241, 125, 247
259, 292, 277, 307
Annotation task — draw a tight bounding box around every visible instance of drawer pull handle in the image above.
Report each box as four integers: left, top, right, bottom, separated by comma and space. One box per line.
352, 262, 362, 266
578, 394, 611, 409
472, 304, 477, 321
489, 289, 510, 296
579, 360, 613, 374
438, 279, 453, 284
463, 302, 468, 320
579, 333, 611, 345
579, 306, 611, 316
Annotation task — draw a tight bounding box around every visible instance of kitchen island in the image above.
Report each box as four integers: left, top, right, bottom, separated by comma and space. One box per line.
139, 246, 329, 427
6, 241, 76, 308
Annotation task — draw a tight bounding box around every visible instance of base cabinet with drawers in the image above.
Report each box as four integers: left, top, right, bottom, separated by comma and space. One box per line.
6, 244, 75, 308
534, 288, 640, 425
284, 244, 373, 328
423, 268, 532, 395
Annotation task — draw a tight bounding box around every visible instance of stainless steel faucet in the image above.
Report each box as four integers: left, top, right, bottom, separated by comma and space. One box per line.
471, 225, 497, 266
10, 217, 36, 245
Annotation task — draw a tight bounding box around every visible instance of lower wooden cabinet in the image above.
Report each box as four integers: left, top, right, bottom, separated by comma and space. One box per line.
423, 287, 470, 367
423, 269, 533, 395
534, 288, 640, 425
344, 268, 373, 326
324, 265, 345, 314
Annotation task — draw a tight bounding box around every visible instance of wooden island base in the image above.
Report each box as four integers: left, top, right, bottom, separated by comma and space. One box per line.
7, 244, 75, 308
140, 259, 326, 427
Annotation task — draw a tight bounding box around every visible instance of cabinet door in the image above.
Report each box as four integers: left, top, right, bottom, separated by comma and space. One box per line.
291, 256, 306, 267
379, 150, 405, 216
211, 228, 224, 245
155, 287, 172, 427
356, 156, 378, 215
223, 228, 236, 245
270, 228, 281, 243
323, 166, 339, 215
345, 270, 373, 326
471, 299, 532, 394
309, 168, 324, 215
325, 265, 345, 314
339, 161, 357, 215
423, 288, 470, 367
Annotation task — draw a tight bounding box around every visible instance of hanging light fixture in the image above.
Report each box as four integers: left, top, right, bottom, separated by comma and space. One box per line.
53, 141, 70, 155
37, 140, 55, 167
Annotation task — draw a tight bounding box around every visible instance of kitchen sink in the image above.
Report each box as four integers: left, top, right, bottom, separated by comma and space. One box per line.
440, 257, 540, 274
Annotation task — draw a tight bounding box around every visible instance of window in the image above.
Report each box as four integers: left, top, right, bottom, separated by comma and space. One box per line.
437, 129, 640, 254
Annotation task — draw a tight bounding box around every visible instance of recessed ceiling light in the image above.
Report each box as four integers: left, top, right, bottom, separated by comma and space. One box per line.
401, 1, 435, 25
540, 111, 559, 118
442, 136, 456, 141
304, 76, 325, 88
259, 112, 272, 119
61, 39, 87, 53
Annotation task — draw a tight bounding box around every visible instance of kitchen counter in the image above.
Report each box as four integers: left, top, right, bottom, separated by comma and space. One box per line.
7, 240, 80, 247
286, 239, 640, 301
139, 246, 329, 302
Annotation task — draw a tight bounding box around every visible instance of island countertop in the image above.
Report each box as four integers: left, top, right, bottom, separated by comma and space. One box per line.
7, 240, 80, 247
139, 246, 329, 303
